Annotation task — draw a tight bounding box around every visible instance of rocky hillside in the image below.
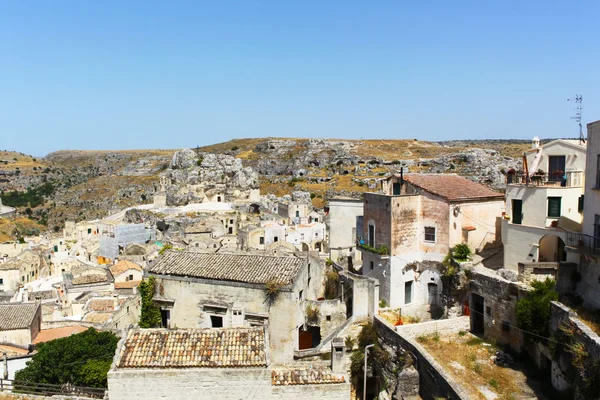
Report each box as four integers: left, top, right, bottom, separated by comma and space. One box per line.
0, 138, 532, 237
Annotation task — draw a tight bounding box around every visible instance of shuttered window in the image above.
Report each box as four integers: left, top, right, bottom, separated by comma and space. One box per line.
547, 197, 561, 218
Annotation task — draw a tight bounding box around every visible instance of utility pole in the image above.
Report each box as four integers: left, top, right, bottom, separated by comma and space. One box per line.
3, 352, 7, 380
363, 344, 374, 400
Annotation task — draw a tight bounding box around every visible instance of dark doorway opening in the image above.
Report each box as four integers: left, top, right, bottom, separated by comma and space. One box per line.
471, 293, 485, 334
298, 326, 321, 350
210, 315, 223, 328
512, 199, 523, 225
160, 309, 170, 328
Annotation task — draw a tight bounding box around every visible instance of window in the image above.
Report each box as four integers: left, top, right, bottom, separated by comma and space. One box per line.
259, 237, 265, 245
512, 199, 523, 224
217, 196, 222, 202
326, 315, 331, 321
274, 236, 279, 242
315, 232, 319, 237
404, 281, 413, 304
370, 261, 374, 270
228, 227, 233, 234
579, 195, 585, 212
230, 219, 234, 224
296, 210, 300, 218
129, 274, 134, 281
127, 306, 130, 314
547, 197, 562, 218
0, 278, 3, 285
548, 155, 566, 182
424, 227, 436, 242
301, 233, 305, 240
87, 228, 91, 234
299, 290, 303, 301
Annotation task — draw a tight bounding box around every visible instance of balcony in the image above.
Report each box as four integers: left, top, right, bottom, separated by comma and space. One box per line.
565, 232, 600, 256
507, 171, 583, 188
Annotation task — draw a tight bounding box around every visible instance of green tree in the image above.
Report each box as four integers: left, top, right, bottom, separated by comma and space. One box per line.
516, 278, 558, 342
139, 276, 162, 328
14, 328, 118, 388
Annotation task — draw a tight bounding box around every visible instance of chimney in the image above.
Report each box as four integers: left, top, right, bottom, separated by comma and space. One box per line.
532, 136, 540, 149
22, 288, 28, 303
113, 294, 120, 310
331, 337, 345, 373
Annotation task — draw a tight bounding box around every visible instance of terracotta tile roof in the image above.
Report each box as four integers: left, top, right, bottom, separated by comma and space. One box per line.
72, 274, 108, 285
86, 298, 125, 312
0, 344, 30, 357
110, 260, 143, 276
404, 174, 503, 201
82, 312, 112, 324
33, 326, 88, 344
118, 328, 267, 368
115, 280, 141, 289
271, 368, 346, 386
149, 252, 303, 285
0, 261, 20, 271
0, 303, 40, 330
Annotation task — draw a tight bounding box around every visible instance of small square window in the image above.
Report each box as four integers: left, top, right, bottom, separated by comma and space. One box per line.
259, 237, 265, 245
326, 315, 331, 321
424, 227, 436, 242
274, 236, 279, 242
0, 278, 3, 285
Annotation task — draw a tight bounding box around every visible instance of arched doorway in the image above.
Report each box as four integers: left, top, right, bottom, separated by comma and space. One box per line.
539, 234, 566, 262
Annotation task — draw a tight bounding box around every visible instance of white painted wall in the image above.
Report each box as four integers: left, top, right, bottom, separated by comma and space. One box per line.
328, 199, 363, 261
505, 185, 584, 228
583, 121, 600, 237
0, 355, 32, 380
525, 139, 587, 175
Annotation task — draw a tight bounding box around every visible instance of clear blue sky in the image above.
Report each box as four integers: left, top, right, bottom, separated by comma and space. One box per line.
1, 1, 599, 156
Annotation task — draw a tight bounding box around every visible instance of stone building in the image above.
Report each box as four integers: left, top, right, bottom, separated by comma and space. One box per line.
108, 327, 350, 400
567, 120, 600, 309
503, 138, 587, 270
361, 173, 504, 308
0, 302, 41, 348
148, 251, 329, 363
327, 197, 364, 268
109, 260, 143, 291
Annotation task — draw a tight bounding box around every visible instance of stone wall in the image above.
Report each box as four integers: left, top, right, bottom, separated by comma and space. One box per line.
468, 270, 527, 352
575, 254, 600, 309
375, 316, 471, 400
549, 301, 600, 397
108, 368, 350, 400
396, 316, 469, 338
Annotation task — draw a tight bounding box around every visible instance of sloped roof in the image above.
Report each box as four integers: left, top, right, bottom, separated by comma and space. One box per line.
404, 174, 503, 201
0, 303, 40, 330
271, 368, 346, 386
149, 251, 303, 285
33, 326, 88, 344
118, 328, 267, 368
109, 260, 143, 276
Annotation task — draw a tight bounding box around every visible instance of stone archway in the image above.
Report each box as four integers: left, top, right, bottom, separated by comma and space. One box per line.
539, 234, 566, 262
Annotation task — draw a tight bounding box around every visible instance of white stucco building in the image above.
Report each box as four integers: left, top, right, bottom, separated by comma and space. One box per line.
503, 138, 587, 270
327, 198, 363, 267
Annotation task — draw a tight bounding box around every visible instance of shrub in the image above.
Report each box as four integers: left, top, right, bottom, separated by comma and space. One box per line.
452, 244, 472, 261
305, 304, 320, 324
379, 299, 388, 308
345, 336, 355, 351
264, 279, 284, 306
516, 278, 558, 342
159, 243, 173, 255
324, 271, 340, 300
139, 276, 162, 328
14, 328, 118, 388
231, 146, 239, 151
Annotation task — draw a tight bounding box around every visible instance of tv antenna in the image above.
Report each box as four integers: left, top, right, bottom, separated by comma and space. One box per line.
567, 94, 585, 144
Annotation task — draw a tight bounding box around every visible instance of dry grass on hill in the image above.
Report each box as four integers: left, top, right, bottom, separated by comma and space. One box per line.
0, 217, 46, 243
417, 331, 544, 400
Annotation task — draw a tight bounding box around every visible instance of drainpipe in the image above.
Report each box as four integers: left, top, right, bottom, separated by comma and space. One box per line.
363, 344, 375, 400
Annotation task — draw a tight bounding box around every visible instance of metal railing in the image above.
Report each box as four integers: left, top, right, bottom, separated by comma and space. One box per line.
565, 232, 600, 256
0, 379, 106, 398
507, 171, 583, 188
